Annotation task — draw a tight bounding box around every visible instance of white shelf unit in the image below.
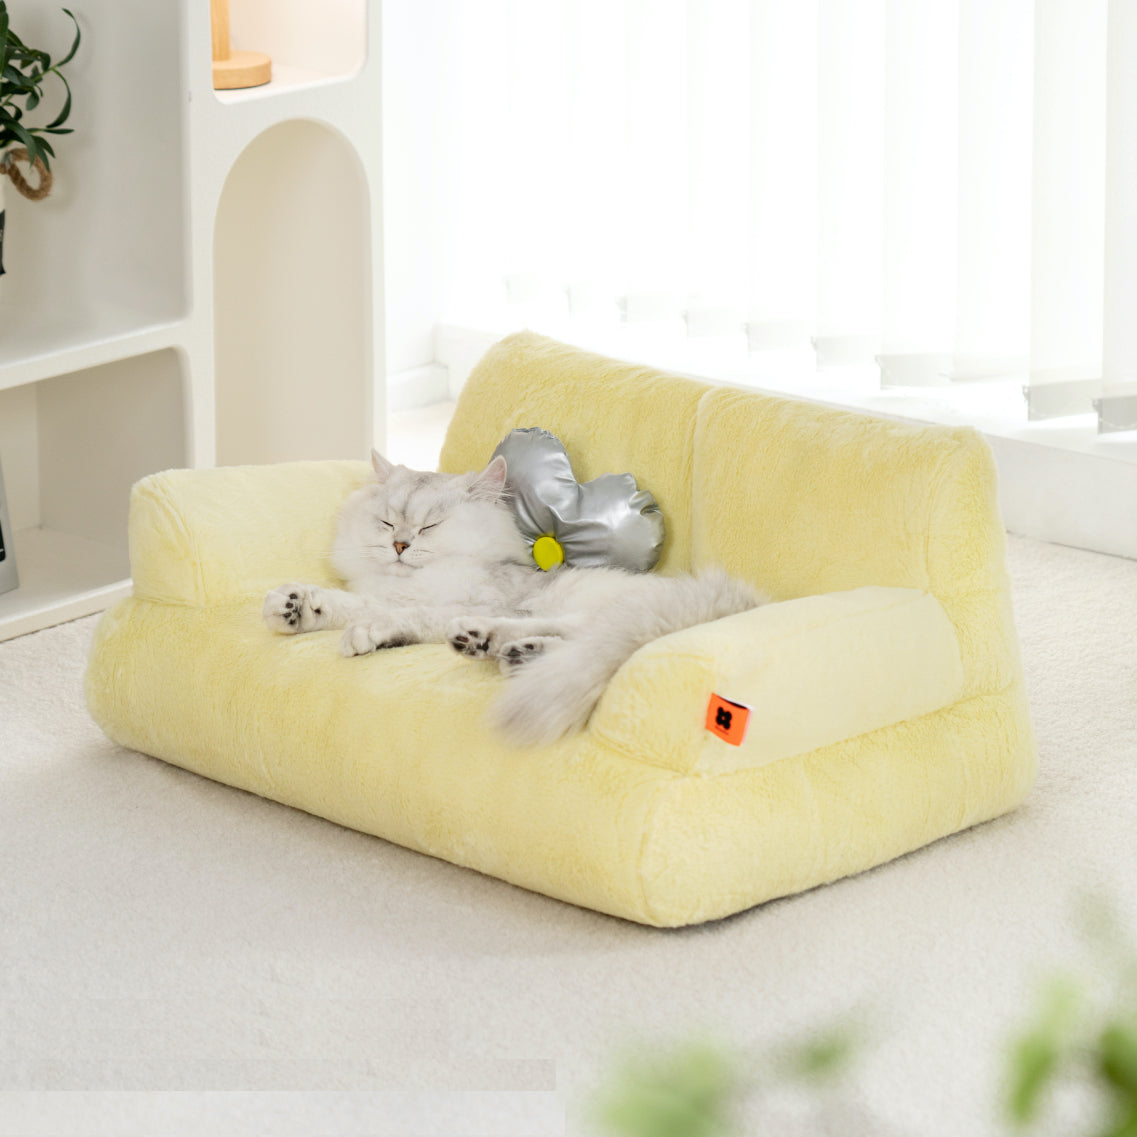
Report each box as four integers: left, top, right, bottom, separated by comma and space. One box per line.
0, 0, 383, 642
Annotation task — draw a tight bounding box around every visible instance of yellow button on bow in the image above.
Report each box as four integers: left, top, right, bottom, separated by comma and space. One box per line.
532, 534, 565, 572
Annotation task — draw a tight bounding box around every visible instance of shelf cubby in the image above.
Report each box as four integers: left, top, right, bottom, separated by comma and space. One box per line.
0, 351, 188, 641
216, 0, 368, 103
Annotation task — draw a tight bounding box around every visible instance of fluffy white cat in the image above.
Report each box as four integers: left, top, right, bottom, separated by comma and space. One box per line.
263, 451, 766, 745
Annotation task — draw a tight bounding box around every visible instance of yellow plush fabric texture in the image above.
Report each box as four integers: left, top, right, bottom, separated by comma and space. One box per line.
86, 332, 1037, 927
632, 691, 1036, 926
87, 599, 683, 923
692, 387, 1022, 700
130, 461, 373, 605
591, 586, 964, 776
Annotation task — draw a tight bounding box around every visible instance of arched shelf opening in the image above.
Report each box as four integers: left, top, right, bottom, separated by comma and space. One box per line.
214, 119, 371, 467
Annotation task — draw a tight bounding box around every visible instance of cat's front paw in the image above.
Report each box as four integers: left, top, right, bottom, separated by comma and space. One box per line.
342, 620, 416, 657
447, 619, 496, 659
263, 583, 328, 635
497, 637, 553, 674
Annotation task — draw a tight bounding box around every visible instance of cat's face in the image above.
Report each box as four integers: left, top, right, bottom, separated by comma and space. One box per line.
332, 451, 526, 581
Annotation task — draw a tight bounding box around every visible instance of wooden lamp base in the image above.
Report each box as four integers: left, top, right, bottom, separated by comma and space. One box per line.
213, 49, 272, 90
211, 0, 272, 91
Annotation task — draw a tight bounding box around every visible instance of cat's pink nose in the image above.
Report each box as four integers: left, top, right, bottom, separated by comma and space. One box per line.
394, 541, 409, 556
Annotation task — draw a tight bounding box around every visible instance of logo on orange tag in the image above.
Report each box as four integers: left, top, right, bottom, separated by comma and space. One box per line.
705, 694, 750, 746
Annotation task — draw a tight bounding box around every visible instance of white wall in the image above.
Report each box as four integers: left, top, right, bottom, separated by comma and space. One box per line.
382, 0, 512, 386
382, 0, 450, 378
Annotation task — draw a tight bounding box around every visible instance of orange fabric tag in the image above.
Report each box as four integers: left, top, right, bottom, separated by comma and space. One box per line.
705, 694, 750, 746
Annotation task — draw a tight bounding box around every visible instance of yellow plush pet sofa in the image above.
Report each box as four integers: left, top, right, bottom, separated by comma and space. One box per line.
86, 332, 1036, 927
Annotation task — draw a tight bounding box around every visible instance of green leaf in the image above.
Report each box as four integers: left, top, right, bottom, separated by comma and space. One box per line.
0, 6, 10, 76
775, 1023, 862, 1085
594, 1043, 741, 1137
56, 9, 80, 69
1007, 1035, 1060, 1125
1101, 1107, 1137, 1137
42, 69, 70, 130
3, 64, 30, 90
1101, 1022, 1137, 1097
9, 117, 42, 168
8, 43, 47, 72
1005, 980, 1083, 1126
17, 42, 47, 69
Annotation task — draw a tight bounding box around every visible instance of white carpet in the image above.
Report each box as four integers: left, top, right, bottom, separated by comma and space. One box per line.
1, 535, 1135, 1137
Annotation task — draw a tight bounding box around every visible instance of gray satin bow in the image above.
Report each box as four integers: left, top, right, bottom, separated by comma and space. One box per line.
491, 428, 665, 573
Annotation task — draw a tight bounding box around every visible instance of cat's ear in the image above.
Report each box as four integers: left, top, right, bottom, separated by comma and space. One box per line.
371, 450, 396, 483
468, 454, 508, 502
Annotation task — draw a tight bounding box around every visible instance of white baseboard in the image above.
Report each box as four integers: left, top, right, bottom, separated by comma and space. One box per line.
434, 325, 501, 400
387, 363, 450, 413
990, 434, 1137, 559
390, 328, 501, 411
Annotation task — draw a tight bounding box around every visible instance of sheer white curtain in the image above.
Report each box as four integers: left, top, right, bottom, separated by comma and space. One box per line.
393, 0, 1135, 433
1100, 0, 1137, 430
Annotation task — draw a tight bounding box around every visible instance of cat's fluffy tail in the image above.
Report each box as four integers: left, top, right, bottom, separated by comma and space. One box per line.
490, 568, 766, 747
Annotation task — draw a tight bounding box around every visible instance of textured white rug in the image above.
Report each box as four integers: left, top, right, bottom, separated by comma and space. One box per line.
1, 535, 1135, 1137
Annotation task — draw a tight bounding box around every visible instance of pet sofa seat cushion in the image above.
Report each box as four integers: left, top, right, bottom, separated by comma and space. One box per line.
86, 331, 1037, 927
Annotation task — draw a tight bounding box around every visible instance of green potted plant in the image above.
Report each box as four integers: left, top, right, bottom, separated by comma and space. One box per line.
0, 2, 80, 275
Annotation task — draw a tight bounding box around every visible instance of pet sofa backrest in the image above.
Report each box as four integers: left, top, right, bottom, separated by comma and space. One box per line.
441, 333, 1020, 702
691, 385, 1019, 700
438, 332, 711, 575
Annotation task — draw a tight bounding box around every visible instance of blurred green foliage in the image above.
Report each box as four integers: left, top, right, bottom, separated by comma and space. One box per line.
1006, 902, 1137, 1137
592, 902, 1137, 1137
592, 1022, 863, 1137
593, 1041, 742, 1137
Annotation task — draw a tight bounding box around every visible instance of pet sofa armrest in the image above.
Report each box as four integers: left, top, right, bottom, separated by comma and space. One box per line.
128, 460, 373, 606
589, 586, 965, 776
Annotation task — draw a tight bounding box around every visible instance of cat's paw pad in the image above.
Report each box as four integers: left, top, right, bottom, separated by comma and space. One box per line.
498, 636, 563, 674
498, 638, 548, 673
341, 621, 415, 657
264, 583, 326, 634
447, 620, 496, 659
